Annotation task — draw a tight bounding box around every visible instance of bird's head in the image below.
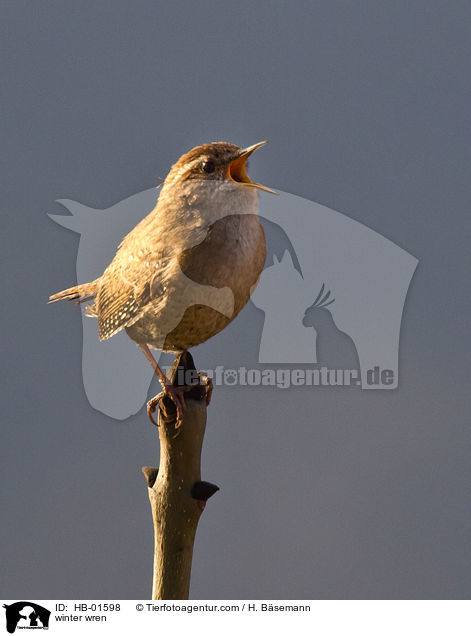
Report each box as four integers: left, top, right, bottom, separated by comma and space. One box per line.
302, 284, 336, 327
160, 141, 276, 204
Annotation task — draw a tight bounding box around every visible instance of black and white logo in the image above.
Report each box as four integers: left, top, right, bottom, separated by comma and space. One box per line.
3, 603, 50, 633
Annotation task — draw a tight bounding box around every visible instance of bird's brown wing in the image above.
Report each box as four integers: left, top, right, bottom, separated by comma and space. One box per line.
93, 205, 213, 341
96, 280, 146, 341
95, 228, 168, 341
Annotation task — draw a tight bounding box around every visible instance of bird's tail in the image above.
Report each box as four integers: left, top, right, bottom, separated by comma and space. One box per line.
48, 279, 99, 305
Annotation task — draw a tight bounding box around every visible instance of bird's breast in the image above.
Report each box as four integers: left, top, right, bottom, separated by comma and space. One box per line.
126, 213, 266, 351
178, 213, 265, 292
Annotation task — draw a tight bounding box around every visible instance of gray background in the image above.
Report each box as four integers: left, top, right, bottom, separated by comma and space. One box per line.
1, 0, 470, 599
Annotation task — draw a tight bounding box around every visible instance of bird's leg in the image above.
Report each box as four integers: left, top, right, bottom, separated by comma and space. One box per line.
139, 343, 191, 427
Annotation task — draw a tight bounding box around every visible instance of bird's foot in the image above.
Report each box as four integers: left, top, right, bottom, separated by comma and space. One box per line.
146, 371, 213, 430
147, 383, 193, 429
146, 393, 163, 427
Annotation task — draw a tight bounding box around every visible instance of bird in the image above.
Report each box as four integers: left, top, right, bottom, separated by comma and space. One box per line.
49, 141, 274, 425
302, 284, 360, 370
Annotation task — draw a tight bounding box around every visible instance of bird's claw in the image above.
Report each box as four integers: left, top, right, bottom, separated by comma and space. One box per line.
147, 374, 213, 430
166, 383, 188, 430
147, 392, 164, 427
151, 383, 191, 429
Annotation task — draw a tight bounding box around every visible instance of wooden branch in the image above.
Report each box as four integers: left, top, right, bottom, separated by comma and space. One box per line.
142, 351, 218, 600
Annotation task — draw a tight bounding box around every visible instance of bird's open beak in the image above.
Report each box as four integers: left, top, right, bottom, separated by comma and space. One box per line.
228, 141, 277, 194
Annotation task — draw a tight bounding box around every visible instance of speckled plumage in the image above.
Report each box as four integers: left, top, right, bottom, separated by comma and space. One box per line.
50, 142, 267, 354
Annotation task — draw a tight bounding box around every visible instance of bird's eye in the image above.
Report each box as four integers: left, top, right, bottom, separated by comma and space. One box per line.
201, 161, 215, 174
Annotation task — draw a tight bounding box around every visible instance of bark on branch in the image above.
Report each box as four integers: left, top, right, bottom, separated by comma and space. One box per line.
142, 351, 218, 600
